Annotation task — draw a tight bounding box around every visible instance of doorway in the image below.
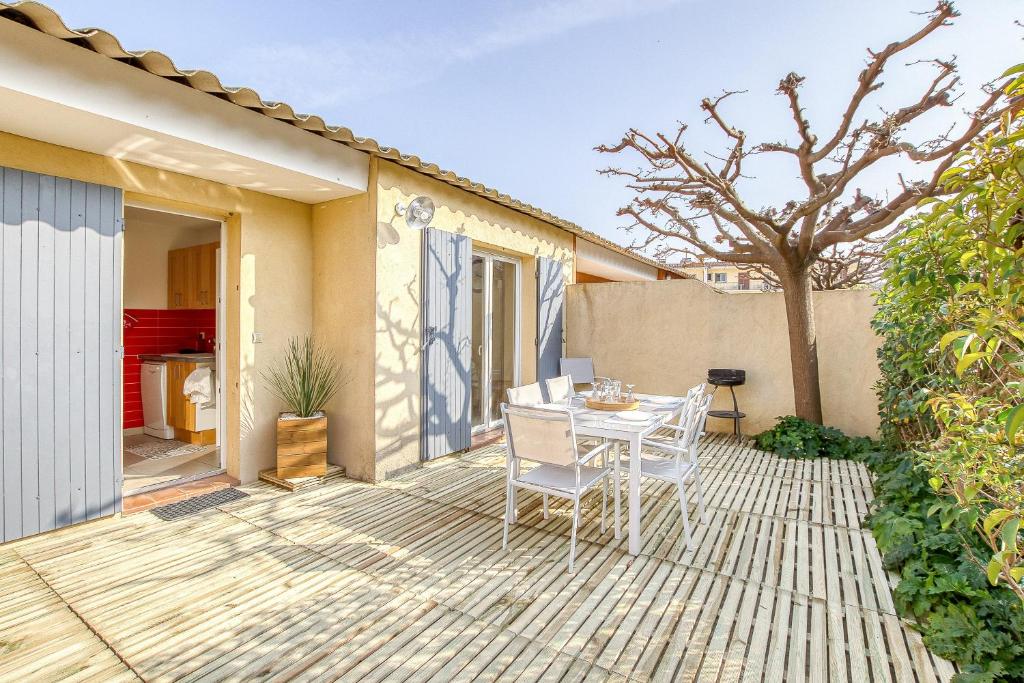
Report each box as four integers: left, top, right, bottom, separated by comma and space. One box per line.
121, 205, 225, 494
471, 251, 521, 433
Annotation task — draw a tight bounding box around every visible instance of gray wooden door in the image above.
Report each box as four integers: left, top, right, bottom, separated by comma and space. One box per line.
1, 167, 123, 544
536, 256, 564, 389
421, 227, 472, 461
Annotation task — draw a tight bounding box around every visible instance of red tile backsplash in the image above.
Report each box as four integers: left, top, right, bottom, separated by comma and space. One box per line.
123, 308, 216, 429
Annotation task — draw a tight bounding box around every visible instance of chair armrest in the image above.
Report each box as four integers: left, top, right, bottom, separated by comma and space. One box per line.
640, 438, 686, 455
579, 441, 612, 465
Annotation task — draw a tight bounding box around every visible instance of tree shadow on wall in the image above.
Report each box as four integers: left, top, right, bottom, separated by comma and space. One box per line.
536, 256, 567, 385
419, 235, 472, 461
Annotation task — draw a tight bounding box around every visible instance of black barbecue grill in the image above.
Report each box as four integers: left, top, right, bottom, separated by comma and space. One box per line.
707, 369, 746, 436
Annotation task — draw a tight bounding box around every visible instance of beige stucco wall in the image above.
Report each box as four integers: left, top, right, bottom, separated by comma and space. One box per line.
312, 162, 378, 482
565, 279, 881, 437
373, 160, 574, 480
0, 130, 317, 483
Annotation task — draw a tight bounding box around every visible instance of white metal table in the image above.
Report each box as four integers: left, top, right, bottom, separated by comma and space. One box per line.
537, 393, 688, 556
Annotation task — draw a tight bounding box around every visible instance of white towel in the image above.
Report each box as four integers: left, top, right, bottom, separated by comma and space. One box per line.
183, 367, 214, 405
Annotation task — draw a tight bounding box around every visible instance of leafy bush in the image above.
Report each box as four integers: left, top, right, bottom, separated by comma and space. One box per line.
864, 451, 1024, 682
875, 65, 1024, 601
754, 416, 876, 460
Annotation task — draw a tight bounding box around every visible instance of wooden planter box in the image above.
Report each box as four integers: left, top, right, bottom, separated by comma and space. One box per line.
276, 413, 328, 479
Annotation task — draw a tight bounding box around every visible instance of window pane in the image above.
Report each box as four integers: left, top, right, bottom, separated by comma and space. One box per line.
471, 256, 485, 429
489, 260, 516, 426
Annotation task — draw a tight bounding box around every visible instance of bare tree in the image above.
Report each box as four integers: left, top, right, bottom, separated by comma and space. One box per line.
597, 1, 1011, 423
740, 238, 891, 291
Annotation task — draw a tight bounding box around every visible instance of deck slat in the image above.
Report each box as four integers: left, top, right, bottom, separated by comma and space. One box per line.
0, 434, 955, 682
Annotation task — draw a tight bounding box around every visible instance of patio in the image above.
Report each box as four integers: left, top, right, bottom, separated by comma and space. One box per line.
0, 434, 955, 682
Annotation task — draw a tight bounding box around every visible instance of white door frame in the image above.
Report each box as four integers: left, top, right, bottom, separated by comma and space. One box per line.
472, 250, 521, 433
121, 200, 227, 488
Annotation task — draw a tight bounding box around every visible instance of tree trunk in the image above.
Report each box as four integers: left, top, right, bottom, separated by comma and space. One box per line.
779, 267, 824, 423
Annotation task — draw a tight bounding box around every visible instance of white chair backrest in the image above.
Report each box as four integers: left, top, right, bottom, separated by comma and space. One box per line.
502, 404, 578, 467
545, 375, 573, 405
560, 357, 595, 385
507, 382, 544, 406
669, 386, 702, 446
691, 393, 713, 444
681, 394, 714, 466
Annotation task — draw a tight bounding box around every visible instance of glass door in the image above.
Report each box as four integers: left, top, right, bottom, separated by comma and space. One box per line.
470, 252, 520, 433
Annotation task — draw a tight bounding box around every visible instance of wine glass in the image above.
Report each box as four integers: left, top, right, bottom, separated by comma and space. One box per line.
625, 384, 635, 401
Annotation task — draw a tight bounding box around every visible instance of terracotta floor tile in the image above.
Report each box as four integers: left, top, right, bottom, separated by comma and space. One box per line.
122, 473, 241, 515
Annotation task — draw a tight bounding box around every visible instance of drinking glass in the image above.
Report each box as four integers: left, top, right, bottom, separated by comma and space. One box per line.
625, 384, 635, 401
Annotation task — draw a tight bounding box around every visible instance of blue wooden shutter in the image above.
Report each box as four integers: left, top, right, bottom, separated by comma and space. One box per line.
536, 256, 564, 388
1, 167, 123, 543
421, 228, 472, 461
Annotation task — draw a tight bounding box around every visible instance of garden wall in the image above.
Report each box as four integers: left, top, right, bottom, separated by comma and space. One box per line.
566, 279, 881, 437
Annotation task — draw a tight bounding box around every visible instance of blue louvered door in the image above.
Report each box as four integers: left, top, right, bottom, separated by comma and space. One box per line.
1, 166, 123, 543
421, 228, 472, 461
536, 256, 565, 389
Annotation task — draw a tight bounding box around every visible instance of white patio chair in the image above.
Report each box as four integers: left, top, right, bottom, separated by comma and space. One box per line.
501, 403, 612, 573
559, 357, 595, 387
638, 390, 713, 550
507, 381, 570, 518
506, 382, 545, 406
544, 375, 574, 405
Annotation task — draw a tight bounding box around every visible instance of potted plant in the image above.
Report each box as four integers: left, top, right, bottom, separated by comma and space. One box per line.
262, 336, 344, 479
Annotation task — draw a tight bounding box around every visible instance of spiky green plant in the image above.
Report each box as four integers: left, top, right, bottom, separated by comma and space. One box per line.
262, 336, 343, 418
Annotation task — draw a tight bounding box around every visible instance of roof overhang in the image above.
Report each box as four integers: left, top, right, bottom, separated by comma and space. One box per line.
0, 19, 368, 203
576, 238, 659, 282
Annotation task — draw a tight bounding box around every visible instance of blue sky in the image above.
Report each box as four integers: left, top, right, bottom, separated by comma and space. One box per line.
42, 1, 1021, 247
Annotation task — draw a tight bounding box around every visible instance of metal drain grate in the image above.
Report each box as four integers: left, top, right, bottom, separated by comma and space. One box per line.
150, 487, 249, 521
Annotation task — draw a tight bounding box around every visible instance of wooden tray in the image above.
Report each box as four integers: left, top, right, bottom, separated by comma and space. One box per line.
259, 464, 345, 492
585, 397, 641, 411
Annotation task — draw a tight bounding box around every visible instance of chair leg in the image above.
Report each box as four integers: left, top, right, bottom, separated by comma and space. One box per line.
510, 458, 519, 524
502, 481, 513, 550
543, 493, 549, 520
601, 478, 608, 534
677, 482, 693, 550
569, 496, 581, 573
694, 467, 707, 524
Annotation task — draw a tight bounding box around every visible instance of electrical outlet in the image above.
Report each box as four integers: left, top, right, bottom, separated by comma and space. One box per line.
252, 332, 264, 344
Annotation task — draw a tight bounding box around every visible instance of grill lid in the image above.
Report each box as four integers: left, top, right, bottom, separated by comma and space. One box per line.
707, 368, 746, 386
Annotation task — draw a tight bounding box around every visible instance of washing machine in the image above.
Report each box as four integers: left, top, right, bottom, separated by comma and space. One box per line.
141, 361, 175, 439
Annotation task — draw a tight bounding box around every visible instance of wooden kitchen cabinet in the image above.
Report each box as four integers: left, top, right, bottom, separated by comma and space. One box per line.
166, 360, 216, 445
165, 360, 190, 430
167, 248, 189, 309
167, 241, 219, 309
195, 242, 217, 308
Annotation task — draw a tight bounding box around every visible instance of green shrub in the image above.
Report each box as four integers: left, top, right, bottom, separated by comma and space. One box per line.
754, 415, 876, 460
874, 65, 1024, 602
864, 451, 1024, 682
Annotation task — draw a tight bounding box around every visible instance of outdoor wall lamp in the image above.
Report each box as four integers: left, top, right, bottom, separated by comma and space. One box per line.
395, 195, 435, 230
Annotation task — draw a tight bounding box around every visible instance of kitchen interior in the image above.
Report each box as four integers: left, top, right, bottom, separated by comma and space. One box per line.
122, 206, 222, 494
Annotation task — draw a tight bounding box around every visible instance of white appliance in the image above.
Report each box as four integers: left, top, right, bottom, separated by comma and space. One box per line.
141, 361, 174, 439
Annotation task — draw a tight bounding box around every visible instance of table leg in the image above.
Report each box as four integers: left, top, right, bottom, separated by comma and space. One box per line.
628, 433, 641, 555
613, 441, 621, 540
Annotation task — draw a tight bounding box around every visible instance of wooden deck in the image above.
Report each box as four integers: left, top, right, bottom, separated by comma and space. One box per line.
0, 434, 955, 682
